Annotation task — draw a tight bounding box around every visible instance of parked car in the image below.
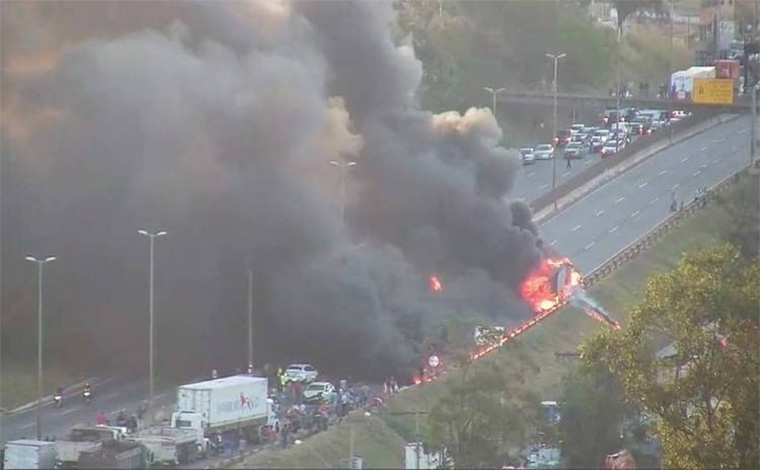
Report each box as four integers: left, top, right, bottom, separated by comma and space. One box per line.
563, 142, 583, 159
601, 140, 619, 157
284, 363, 319, 383
534, 144, 555, 160
553, 129, 572, 147
519, 147, 536, 165
302, 382, 335, 402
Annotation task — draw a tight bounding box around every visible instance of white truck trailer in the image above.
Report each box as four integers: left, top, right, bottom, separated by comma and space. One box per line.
3, 440, 57, 470
54, 440, 101, 467
170, 376, 275, 450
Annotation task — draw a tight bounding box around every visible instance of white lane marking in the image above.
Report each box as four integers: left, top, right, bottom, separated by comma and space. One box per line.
60, 407, 79, 417
614, 196, 625, 204
649, 197, 659, 205
584, 160, 591, 165
155, 391, 171, 400
700, 146, 707, 151
737, 128, 748, 134
540, 184, 549, 190
527, 172, 535, 178
572, 224, 582, 232
595, 209, 605, 217
609, 226, 619, 234
692, 169, 702, 176
638, 181, 648, 188
20, 422, 36, 429
712, 137, 726, 143
680, 156, 689, 163
561, 171, 571, 177
584, 241, 596, 250
672, 183, 680, 189
100, 392, 120, 402
658, 169, 668, 176
713, 158, 722, 164
631, 210, 640, 218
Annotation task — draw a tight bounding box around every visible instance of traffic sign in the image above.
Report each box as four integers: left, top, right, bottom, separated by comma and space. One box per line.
693, 78, 734, 105
428, 354, 440, 369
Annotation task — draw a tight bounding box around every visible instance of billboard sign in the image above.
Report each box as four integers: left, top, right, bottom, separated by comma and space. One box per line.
693, 78, 734, 105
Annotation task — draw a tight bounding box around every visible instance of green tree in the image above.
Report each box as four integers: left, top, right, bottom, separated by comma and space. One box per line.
718, 173, 760, 260
582, 245, 760, 469
427, 351, 540, 468
559, 362, 631, 468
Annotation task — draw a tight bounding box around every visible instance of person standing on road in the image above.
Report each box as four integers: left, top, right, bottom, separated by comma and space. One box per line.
566, 155, 572, 169
280, 423, 289, 449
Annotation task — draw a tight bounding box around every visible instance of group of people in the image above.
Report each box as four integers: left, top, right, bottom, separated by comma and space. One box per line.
383, 376, 399, 395
95, 410, 139, 433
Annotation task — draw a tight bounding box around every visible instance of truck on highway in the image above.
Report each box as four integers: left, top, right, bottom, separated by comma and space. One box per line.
77, 439, 147, 469
170, 376, 275, 452
3, 440, 57, 470
134, 426, 200, 466
54, 440, 101, 467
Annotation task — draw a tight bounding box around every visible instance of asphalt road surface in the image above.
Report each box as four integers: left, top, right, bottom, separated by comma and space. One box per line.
0, 115, 750, 451
0, 378, 175, 444
539, 115, 751, 274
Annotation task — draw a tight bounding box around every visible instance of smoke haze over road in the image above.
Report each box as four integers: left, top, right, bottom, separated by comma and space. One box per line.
1, 0, 541, 379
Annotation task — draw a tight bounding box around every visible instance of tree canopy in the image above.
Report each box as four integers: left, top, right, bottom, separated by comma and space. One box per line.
582, 245, 760, 468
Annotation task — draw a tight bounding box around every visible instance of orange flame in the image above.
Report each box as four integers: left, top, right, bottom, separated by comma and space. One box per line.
429, 275, 443, 293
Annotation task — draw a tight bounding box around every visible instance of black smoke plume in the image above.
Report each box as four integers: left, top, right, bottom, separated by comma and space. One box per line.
1, 0, 540, 380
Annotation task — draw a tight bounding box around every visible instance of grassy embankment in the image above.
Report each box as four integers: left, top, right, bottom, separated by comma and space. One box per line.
238, 172, 757, 469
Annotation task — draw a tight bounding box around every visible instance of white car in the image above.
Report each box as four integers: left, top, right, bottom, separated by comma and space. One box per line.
534, 144, 555, 160
302, 382, 335, 401
569, 123, 585, 135
601, 140, 619, 157
520, 148, 535, 165
284, 363, 319, 383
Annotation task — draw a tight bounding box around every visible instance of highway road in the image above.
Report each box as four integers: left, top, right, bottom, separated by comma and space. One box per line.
0, 115, 750, 453
539, 114, 751, 274
0, 378, 175, 443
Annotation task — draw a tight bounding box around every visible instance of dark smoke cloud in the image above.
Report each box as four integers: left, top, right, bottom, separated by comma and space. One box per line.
1, 0, 540, 380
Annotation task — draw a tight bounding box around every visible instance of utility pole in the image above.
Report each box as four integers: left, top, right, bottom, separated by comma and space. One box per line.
546, 53, 566, 211
482, 86, 506, 120
616, 24, 622, 153
247, 268, 253, 372
349, 424, 355, 469
388, 410, 429, 470
25, 255, 56, 440
752, 83, 758, 167
138, 229, 167, 414
328, 160, 357, 224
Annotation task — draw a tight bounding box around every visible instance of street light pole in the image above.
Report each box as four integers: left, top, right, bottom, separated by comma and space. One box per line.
616, 25, 622, 152
138, 229, 167, 414
546, 53, 566, 211
247, 268, 253, 372
328, 160, 357, 224
752, 83, 759, 167
482, 86, 506, 120
25, 255, 56, 440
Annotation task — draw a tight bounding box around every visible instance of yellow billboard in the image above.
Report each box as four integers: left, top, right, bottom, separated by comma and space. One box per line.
693, 78, 734, 105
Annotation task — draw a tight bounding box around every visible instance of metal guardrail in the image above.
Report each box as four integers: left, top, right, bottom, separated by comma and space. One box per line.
583, 167, 751, 288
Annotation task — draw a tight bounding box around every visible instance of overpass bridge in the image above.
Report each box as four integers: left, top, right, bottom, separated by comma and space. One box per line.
496, 89, 753, 112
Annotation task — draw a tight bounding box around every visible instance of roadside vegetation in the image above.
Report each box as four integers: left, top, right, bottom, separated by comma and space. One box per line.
237, 170, 758, 468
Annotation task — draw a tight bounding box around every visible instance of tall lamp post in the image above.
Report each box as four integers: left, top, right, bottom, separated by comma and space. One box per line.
328, 160, 357, 224
483, 86, 506, 120
25, 255, 56, 440
247, 268, 253, 373
546, 52, 566, 211
138, 229, 167, 412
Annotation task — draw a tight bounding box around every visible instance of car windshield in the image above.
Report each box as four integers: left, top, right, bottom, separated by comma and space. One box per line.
306, 384, 324, 391
520, 148, 533, 155
537, 145, 552, 151
567, 143, 581, 149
